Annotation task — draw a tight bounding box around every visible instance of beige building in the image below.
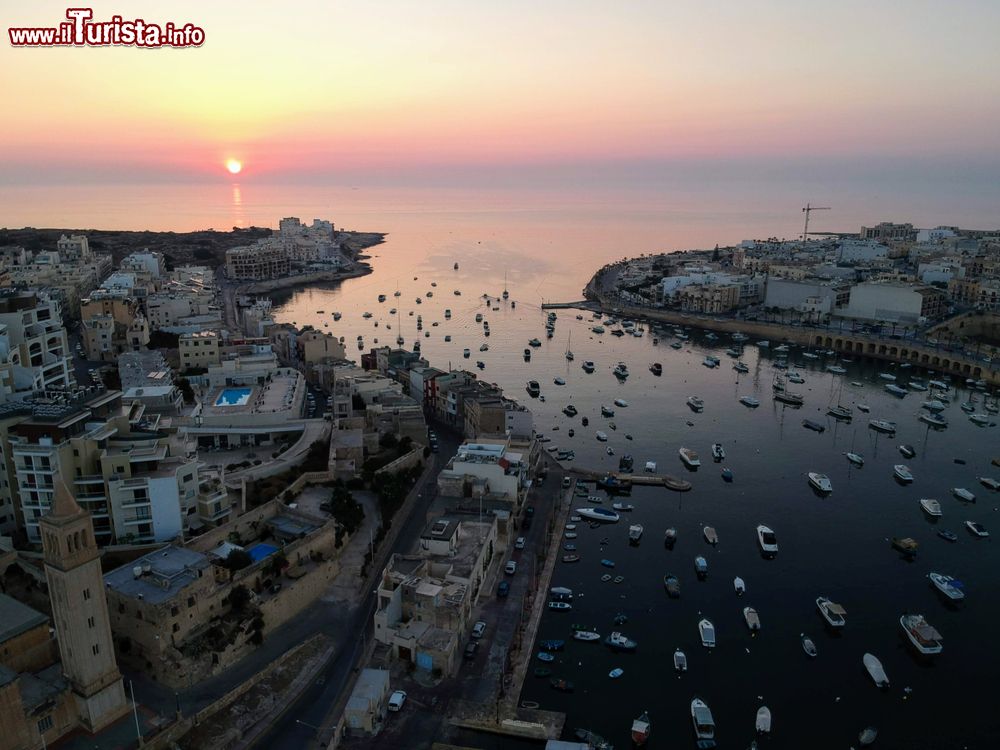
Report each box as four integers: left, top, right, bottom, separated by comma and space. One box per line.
225, 240, 291, 281
344, 669, 390, 736
677, 283, 740, 313
81, 312, 150, 362
179, 330, 221, 372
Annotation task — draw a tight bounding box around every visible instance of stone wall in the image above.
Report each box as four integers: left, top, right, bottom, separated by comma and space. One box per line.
374, 447, 424, 478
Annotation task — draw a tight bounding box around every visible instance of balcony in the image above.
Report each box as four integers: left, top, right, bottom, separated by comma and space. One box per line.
74, 474, 105, 484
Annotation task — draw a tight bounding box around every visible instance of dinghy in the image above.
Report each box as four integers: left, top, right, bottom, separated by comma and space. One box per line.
755, 706, 772, 734
734, 576, 746, 595
863, 653, 889, 687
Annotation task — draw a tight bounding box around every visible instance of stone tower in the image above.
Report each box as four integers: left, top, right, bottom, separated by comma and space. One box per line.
40, 474, 128, 732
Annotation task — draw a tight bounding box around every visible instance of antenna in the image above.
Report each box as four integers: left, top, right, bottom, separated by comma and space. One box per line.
801, 203, 831, 241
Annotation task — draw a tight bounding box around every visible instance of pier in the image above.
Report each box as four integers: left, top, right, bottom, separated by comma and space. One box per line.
568, 466, 692, 492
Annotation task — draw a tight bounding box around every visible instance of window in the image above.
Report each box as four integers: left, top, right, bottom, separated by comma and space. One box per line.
170, 605, 179, 616
87, 616, 95, 628
91, 643, 100, 655
37, 716, 53, 733
82, 588, 91, 601
172, 623, 180, 633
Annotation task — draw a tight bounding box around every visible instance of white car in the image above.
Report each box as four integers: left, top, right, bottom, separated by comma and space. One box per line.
472, 620, 487, 639
388, 690, 407, 712
515, 537, 526, 549
505, 560, 517, 575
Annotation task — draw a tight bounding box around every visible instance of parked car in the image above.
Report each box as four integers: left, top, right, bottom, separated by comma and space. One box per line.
497, 580, 510, 598
388, 690, 407, 711
561, 477, 572, 489
463, 641, 479, 660
472, 620, 487, 639
515, 537, 526, 549
505, 560, 517, 575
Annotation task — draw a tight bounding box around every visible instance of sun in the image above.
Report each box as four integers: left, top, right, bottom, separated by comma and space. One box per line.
226, 159, 242, 175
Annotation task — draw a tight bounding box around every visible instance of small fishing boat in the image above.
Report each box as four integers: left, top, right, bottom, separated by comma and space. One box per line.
920, 498, 942, 517
575, 507, 620, 523
600, 559, 616, 568
885, 383, 908, 397
938, 530, 958, 542
601, 574, 612, 582
816, 597, 846, 628
801, 634, 818, 657
609, 667, 624, 679
613, 575, 624, 584
929, 572, 965, 601
952, 487, 976, 503
864, 653, 889, 687
631, 711, 651, 746
562, 554, 580, 563
979, 476, 1000, 491
756, 706, 772, 734
734, 361, 749, 373
857, 403, 871, 413
663, 574, 680, 598
628, 524, 643, 543
734, 576, 746, 595
721, 467, 734, 482
743, 606, 761, 632
686, 395, 705, 412
899, 444, 916, 459
739, 395, 760, 408
699, 618, 716, 647
859, 727, 878, 746
869, 419, 896, 433
664, 528, 677, 549
573, 630, 601, 641
614, 398, 628, 408
893, 464, 914, 483
808, 472, 833, 493
691, 698, 716, 741
604, 632, 638, 651
548, 602, 572, 611
846, 452, 865, 467
901, 614, 943, 655
674, 649, 687, 672
802, 419, 826, 433
703, 526, 718, 545
679, 447, 701, 468
694, 556, 708, 578
711, 443, 725, 461
536, 651, 555, 662
966, 520, 989, 537
595, 430, 608, 442
757, 525, 778, 556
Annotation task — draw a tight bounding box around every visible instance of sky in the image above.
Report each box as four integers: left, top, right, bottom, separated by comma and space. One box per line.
2, 0, 999, 186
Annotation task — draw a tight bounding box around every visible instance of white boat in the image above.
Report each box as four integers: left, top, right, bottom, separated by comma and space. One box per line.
845, 452, 865, 467
698, 618, 716, 647
691, 698, 715, 740
734, 576, 746, 595
573, 630, 601, 641
743, 607, 761, 632
920, 498, 942, 517
801, 634, 818, 657
979, 477, 999, 491
893, 464, 914, 483
879, 373, 897, 381
952, 487, 976, 503
920, 412, 948, 428
679, 447, 701, 468
816, 597, 846, 628
756, 525, 778, 555
808, 472, 833, 493
614, 398, 628, 408
553, 377, 566, 386
575, 507, 620, 523
757, 340, 770, 348
686, 395, 705, 412
922, 399, 947, 412
966, 520, 989, 537
739, 395, 760, 408
969, 413, 991, 426
869, 419, 896, 433
673, 649, 687, 672
900, 614, 943, 655
826, 365, 847, 374
928, 572, 965, 601
884, 383, 908, 397
703, 526, 718, 545
711, 443, 725, 460
595, 431, 608, 442
609, 667, 624, 679
702, 355, 720, 368
733, 361, 749, 373
863, 653, 890, 688
857, 403, 871, 412
755, 706, 772, 734
628, 524, 644, 542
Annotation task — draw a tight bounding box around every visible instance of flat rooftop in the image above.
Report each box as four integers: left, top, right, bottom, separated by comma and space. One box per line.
0, 593, 48, 645
104, 545, 211, 604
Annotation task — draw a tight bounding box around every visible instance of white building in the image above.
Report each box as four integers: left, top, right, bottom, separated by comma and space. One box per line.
917, 261, 964, 285
844, 282, 946, 324
763, 278, 850, 312
0, 291, 73, 390
837, 239, 889, 264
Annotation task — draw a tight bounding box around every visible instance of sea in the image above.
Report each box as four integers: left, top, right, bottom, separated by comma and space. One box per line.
2, 181, 999, 748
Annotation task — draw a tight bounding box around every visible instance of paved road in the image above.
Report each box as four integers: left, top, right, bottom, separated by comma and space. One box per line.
250, 425, 462, 750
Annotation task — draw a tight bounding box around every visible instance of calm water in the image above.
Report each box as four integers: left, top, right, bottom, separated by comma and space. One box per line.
3, 183, 999, 747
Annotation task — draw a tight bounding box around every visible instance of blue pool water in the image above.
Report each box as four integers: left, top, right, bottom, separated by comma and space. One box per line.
246, 543, 279, 563
215, 387, 252, 407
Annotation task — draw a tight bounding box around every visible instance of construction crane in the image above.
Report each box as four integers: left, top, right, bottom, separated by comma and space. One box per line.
801, 203, 830, 242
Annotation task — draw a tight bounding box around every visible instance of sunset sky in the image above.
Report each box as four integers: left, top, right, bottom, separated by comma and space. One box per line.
2, 0, 999, 185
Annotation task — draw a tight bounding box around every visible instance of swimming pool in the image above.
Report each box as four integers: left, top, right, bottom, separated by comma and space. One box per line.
247, 543, 279, 563
215, 387, 253, 407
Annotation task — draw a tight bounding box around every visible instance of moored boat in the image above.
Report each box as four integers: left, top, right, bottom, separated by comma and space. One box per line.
734, 576, 746, 595
703, 526, 718, 545
952, 487, 976, 502
691, 698, 715, 741
673, 648, 687, 672
573, 630, 601, 641
694, 555, 708, 578
966, 520, 989, 537
631, 711, 651, 746
864, 653, 889, 687
604, 631, 638, 651
664, 527, 677, 548
845, 452, 865, 467
808, 472, 833, 493
893, 464, 914, 483
801, 634, 818, 657
898, 444, 916, 459
816, 596, 846, 628
756, 525, 778, 556
679, 447, 701, 468
743, 606, 761, 632
756, 706, 772, 734
920, 498, 942, 517
663, 574, 680, 598
739, 395, 760, 407
900, 613, 943, 655
929, 572, 965, 601
686, 395, 705, 412
869, 419, 897, 434
575, 507, 620, 523
711, 443, 725, 461
698, 618, 716, 647
628, 524, 643, 542
892, 536, 919, 556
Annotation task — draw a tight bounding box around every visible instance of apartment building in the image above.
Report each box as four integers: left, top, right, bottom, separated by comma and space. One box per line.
7, 236, 112, 314
0, 291, 73, 390
81, 312, 150, 362
179, 330, 221, 372
845, 282, 948, 323
225, 240, 291, 281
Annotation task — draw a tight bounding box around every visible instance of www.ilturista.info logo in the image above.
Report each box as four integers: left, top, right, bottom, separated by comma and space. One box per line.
9, 8, 204, 48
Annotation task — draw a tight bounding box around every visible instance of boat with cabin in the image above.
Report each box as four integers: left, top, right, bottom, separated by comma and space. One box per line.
628, 524, 643, 542
663, 574, 680, 598
739, 395, 760, 408
575, 507, 620, 523
679, 447, 701, 468
808, 473, 833, 494
900, 614, 943, 655
687, 396, 705, 412
743, 607, 761, 632
894, 464, 914, 483
631, 712, 651, 746
757, 525, 778, 555
711, 443, 725, 461
604, 632, 638, 652
694, 556, 708, 578
816, 597, 846, 628
673, 649, 687, 671
698, 618, 716, 647
920, 498, 942, 517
